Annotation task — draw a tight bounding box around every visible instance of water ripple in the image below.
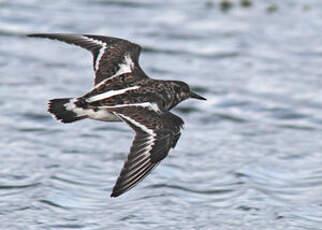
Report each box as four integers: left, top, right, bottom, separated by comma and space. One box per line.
90, 0, 156, 8
146, 183, 239, 195
1, 0, 322, 229
0, 183, 40, 190
143, 46, 240, 59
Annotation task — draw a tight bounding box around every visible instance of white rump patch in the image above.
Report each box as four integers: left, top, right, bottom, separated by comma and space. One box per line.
64, 99, 120, 121
64, 98, 78, 111
86, 86, 140, 103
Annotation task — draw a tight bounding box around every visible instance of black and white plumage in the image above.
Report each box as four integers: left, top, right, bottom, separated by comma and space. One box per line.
109, 106, 183, 197
28, 33, 206, 197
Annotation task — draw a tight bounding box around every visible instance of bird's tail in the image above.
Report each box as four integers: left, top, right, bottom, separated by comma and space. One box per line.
48, 98, 88, 123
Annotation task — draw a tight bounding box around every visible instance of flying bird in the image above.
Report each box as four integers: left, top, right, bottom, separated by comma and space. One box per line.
28, 33, 206, 197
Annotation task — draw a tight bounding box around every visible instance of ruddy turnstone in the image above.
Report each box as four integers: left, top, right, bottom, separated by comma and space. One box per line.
28, 33, 206, 197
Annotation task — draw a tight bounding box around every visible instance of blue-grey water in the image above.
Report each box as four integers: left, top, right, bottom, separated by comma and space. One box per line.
1, 0, 322, 229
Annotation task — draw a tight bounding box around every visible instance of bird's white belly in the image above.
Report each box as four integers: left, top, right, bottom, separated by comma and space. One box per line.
86, 109, 121, 122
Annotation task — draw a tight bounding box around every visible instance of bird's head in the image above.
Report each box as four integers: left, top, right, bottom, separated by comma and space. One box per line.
174, 81, 207, 101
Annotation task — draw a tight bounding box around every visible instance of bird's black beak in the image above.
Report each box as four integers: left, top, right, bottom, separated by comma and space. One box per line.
190, 91, 207, 100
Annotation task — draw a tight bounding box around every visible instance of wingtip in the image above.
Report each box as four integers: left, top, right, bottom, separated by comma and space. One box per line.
26, 33, 41, 37
28, 33, 57, 38
111, 183, 130, 198
110, 193, 117, 198
26, 33, 64, 38
110, 190, 121, 198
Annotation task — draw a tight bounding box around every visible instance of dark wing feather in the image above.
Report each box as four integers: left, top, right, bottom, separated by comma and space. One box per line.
109, 105, 184, 197
27, 33, 146, 85
111, 132, 160, 197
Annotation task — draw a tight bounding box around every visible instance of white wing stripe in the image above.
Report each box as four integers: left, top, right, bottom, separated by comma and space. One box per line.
82, 36, 107, 71
125, 156, 151, 178
101, 102, 160, 112
87, 86, 140, 102
118, 114, 155, 136
95, 46, 106, 71
117, 162, 160, 195
121, 160, 152, 185
117, 113, 156, 184
129, 154, 151, 169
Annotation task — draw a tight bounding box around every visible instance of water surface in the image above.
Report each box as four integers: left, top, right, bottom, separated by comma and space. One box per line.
1, 0, 322, 229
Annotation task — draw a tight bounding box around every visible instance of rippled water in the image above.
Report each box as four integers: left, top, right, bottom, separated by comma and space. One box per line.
1, 0, 322, 229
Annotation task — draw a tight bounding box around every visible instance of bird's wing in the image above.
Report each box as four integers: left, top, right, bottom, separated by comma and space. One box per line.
27, 33, 147, 85
107, 104, 184, 197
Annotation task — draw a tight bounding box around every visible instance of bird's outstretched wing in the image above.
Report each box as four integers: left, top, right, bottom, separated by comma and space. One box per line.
107, 104, 184, 197
27, 33, 147, 85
